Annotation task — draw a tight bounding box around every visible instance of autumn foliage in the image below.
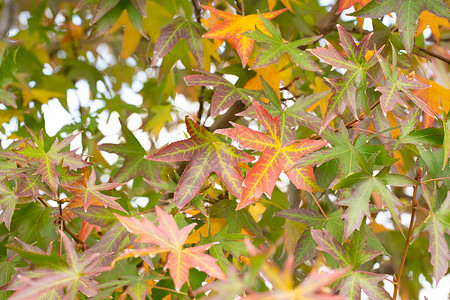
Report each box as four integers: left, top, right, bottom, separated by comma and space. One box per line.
0, 0, 449, 299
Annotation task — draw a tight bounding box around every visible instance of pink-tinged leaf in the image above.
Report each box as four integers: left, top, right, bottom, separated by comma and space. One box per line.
152, 17, 205, 68
219, 100, 327, 209
61, 168, 125, 212
339, 271, 391, 300
425, 215, 449, 284
5, 232, 110, 299
90, 0, 120, 25
184, 71, 261, 117
147, 117, 253, 208
311, 229, 348, 266
309, 41, 358, 70
116, 207, 226, 291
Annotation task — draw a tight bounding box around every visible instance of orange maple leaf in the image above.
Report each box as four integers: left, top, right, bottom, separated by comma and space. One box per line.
217, 100, 327, 209
337, 0, 373, 14
413, 75, 450, 128
202, 5, 287, 66
415, 11, 450, 43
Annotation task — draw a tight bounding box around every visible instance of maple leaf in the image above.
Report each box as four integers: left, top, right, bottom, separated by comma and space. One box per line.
152, 17, 206, 68
146, 117, 254, 208
98, 119, 163, 184
295, 122, 396, 180
412, 75, 450, 128
217, 100, 327, 209
416, 11, 450, 43
13, 130, 89, 193
0, 180, 17, 230
202, 5, 288, 67
353, 0, 450, 52
243, 14, 320, 70
184, 71, 262, 117
115, 207, 226, 291
311, 229, 390, 299
3, 232, 110, 299
274, 208, 344, 266
334, 166, 416, 240
61, 168, 125, 212
308, 25, 378, 131
375, 46, 436, 117
337, 0, 373, 14
0, 89, 17, 108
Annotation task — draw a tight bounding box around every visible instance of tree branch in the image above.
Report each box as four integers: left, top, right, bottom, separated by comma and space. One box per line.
393, 167, 423, 300
317, 1, 341, 36
414, 46, 450, 65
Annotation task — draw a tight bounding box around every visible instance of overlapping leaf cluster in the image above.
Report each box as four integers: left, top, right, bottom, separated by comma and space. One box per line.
0, 0, 449, 299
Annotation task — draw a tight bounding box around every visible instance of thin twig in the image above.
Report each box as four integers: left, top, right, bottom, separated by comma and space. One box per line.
37, 196, 50, 208
415, 46, 450, 65
392, 167, 423, 300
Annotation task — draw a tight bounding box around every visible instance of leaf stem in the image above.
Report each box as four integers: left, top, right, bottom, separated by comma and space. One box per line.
151, 285, 188, 295
37, 196, 50, 208
392, 167, 423, 300
309, 192, 328, 219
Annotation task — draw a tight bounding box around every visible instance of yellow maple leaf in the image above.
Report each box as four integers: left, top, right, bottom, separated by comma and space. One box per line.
244, 64, 280, 99
202, 5, 287, 66
268, 0, 299, 12
307, 76, 332, 114
416, 11, 450, 43
105, 10, 141, 59
185, 218, 226, 244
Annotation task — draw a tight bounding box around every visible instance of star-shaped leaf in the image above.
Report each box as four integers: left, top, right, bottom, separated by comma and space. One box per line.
308, 25, 378, 131
146, 117, 254, 209
334, 167, 416, 240
0, 180, 17, 230
375, 46, 436, 117
61, 168, 125, 212
202, 5, 287, 66
3, 232, 110, 299
243, 14, 321, 70
98, 119, 163, 185
184, 71, 262, 117
13, 130, 89, 193
311, 229, 390, 299
115, 207, 226, 291
416, 11, 450, 43
353, 0, 450, 52
152, 17, 205, 68
217, 100, 327, 209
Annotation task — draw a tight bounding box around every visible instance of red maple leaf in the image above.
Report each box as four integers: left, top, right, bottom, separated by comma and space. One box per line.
116, 207, 226, 291
217, 100, 327, 209
146, 117, 254, 209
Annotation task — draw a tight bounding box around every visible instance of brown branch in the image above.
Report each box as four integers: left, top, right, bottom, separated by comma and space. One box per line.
393, 167, 423, 300
414, 46, 450, 65
37, 196, 50, 208
317, 1, 341, 36
208, 101, 247, 132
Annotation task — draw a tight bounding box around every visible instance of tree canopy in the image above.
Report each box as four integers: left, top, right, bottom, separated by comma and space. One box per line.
0, 0, 449, 299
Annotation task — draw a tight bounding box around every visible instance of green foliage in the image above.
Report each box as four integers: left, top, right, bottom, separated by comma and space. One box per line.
0, 0, 449, 299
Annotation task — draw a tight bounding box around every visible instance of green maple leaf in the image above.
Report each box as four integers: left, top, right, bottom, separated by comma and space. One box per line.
353, 0, 450, 52
295, 122, 396, 180
311, 229, 390, 299
98, 119, 163, 185
152, 17, 205, 68
184, 71, 262, 117
375, 45, 436, 117
274, 208, 344, 266
13, 130, 89, 194
309, 25, 379, 131
146, 117, 254, 209
243, 14, 320, 71
334, 167, 417, 240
